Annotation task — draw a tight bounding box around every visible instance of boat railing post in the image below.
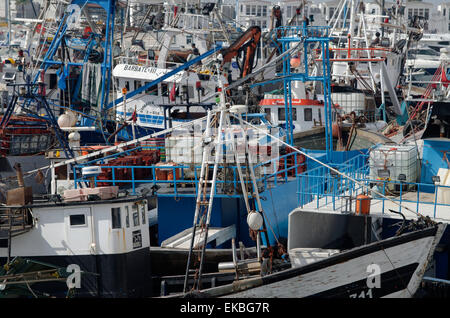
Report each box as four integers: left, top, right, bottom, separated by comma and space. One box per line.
152, 167, 156, 187
433, 183, 439, 219
256, 231, 261, 262
416, 183, 420, 214
332, 173, 336, 211
316, 175, 320, 209
112, 167, 116, 186
173, 167, 177, 196
131, 167, 135, 194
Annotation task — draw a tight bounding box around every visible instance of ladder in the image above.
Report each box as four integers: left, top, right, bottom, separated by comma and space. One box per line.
182, 92, 226, 292
182, 75, 268, 293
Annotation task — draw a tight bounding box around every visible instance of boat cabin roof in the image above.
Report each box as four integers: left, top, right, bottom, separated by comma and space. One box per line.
3, 195, 146, 209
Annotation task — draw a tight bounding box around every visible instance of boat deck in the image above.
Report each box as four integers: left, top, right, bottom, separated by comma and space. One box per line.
297, 189, 450, 223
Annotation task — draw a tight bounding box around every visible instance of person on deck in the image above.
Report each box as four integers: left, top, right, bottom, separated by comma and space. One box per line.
370, 32, 381, 47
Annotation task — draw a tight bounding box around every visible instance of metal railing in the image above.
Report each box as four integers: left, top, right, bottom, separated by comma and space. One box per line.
274, 25, 330, 40
73, 149, 307, 198
296, 154, 450, 220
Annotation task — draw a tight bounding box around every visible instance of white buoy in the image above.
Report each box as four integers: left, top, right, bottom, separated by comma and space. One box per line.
68, 131, 80, 142
247, 211, 263, 231
66, 111, 78, 126
58, 111, 78, 128
57, 113, 72, 128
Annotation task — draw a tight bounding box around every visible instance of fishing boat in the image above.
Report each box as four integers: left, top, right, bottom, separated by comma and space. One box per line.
171, 211, 445, 298
0, 163, 152, 297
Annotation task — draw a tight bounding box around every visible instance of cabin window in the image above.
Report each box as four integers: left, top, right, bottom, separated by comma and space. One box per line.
246, 5, 250, 15
134, 80, 142, 90
111, 207, 121, 229
181, 85, 194, 99
145, 82, 157, 95
278, 107, 285, 121
161, 83, 168, 96
278, 107, 296, 121
125, 206, 130, 228
318, 108, 322, 124
262, 6, 267, 17
70, 214, 86, 226
49, 73, 57, 89
132, 204, 140, 226
124, 81, 130, 92
141, 205, 146, 224
304, 108, 312, 121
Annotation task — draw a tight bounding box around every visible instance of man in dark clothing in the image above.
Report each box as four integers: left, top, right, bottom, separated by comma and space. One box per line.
191, 43, 200, 56
370, 32, 381, 47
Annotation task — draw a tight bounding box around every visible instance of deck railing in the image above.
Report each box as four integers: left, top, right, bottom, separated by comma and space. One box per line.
72, 149, 307, 198
296, 154, 450, 220
71, 148, 449, 220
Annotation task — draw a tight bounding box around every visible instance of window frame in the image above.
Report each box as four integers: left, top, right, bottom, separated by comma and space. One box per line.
69, 214, 86, 227
141, 204, 146, 225
304, 108, 313, 122
125, 205, 130, 228
111, 207, 122, 229
132, 204, 140, 227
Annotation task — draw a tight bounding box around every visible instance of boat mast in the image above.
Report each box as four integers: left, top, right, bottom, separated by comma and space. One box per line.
6, 0, 11, 51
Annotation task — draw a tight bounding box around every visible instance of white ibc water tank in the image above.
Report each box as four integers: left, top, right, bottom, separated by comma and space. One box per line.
369, 144, 418, 185
165, 135, 202, 164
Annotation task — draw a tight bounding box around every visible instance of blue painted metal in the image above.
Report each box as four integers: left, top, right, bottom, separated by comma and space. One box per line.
420, 139, 450, 191
22, 1, 115, 127
271, 23, 333, 159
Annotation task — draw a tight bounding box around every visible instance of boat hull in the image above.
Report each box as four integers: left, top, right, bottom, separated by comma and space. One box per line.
0, 247, 152, 298
193, 224, 445, 298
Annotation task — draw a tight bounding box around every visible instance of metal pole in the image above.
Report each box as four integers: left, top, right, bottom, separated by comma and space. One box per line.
182, 110, 212, 293
197, 94, 227, 289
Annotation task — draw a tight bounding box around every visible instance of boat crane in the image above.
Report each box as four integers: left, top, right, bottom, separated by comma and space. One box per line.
219, 26, 261, 78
